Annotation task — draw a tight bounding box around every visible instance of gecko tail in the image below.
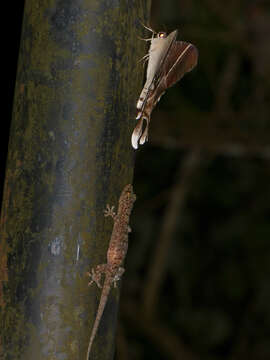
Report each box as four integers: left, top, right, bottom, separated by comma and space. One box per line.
86, 277, 112, 360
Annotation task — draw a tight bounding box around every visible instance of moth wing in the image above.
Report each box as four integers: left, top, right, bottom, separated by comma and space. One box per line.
137, 30, 178, 112
163, 41, 198, 89
146, 30, 178, 84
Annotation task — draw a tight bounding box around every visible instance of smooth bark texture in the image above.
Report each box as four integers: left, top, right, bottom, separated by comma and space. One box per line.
0, 0, 150, 359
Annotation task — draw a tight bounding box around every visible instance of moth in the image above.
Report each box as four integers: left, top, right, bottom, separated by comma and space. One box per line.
131, 27, 198, 149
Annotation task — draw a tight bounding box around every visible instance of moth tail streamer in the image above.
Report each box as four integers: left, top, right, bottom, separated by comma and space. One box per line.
131, 114, 149, 149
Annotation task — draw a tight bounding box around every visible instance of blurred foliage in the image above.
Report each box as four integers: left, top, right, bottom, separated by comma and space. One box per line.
117, 1, 270, 360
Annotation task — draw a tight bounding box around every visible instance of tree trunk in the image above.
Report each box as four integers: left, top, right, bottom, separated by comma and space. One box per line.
0, 0, 151, 359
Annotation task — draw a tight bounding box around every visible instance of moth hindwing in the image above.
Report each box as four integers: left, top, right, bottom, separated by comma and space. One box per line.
132, 28, 198, 149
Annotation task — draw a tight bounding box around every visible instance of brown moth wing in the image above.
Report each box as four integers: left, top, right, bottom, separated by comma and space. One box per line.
163, 41, 198, 89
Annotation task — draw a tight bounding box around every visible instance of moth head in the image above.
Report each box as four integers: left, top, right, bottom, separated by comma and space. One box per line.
157, 31, 167, 39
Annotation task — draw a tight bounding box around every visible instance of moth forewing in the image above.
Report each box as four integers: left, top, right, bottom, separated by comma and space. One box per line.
136, 30, 178, 111
146, 30, 178, 85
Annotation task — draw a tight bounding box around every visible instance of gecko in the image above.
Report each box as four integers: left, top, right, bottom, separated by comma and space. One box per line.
86, 184, 136, 359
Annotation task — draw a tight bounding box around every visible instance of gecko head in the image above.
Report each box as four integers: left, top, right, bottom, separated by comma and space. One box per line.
124, 184, 133, 192
123, 184, 133, 196
122, 184, 136, 203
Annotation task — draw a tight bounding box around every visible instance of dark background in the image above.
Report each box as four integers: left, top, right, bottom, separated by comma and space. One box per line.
3, 1, 270, 359
2, 1, 25, 202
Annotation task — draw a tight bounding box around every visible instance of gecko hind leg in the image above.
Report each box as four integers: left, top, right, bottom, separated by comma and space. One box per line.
113, 267, 125, 288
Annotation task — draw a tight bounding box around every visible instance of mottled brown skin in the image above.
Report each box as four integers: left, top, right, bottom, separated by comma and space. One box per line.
86, 184, 136, 359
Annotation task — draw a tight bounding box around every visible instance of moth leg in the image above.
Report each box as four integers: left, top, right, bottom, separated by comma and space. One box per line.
140, 54, 150, 60
138, 54, 150, 68
138, 53, 149, 63
142, 57, 150, 68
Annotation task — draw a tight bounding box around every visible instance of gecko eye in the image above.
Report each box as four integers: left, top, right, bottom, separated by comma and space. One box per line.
158, 32, 167, 38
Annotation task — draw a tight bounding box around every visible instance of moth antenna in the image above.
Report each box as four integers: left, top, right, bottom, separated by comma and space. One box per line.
143, 25, 156, 34
138, 19, 157, 34
137, 35, 152, 42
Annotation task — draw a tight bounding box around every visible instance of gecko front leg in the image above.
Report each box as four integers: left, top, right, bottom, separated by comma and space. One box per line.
104, 204, 116, 219
87, 264, 107, 288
